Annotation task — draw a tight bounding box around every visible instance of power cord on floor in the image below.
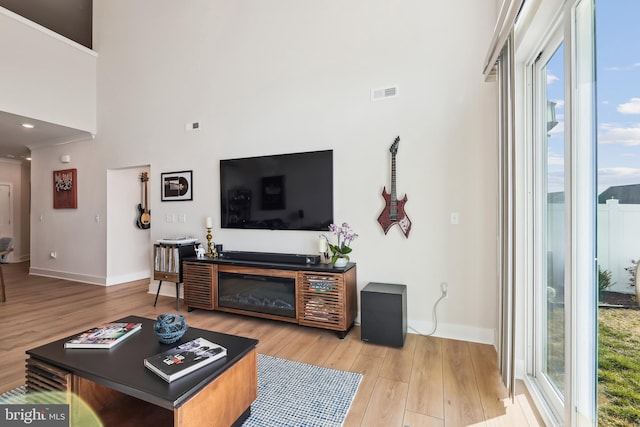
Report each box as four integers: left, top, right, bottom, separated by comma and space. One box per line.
408, 282, 448, 337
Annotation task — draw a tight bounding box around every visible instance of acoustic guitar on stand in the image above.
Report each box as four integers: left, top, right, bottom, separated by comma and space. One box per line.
136, 172, 151, 229
377, 136, 412, 238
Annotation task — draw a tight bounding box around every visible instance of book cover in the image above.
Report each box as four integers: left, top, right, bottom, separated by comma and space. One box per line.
144, 337, 227, 383
64, 322, 142, 349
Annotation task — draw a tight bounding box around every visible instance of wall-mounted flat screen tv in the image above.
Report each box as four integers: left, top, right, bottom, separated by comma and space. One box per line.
220, 150, 333, 231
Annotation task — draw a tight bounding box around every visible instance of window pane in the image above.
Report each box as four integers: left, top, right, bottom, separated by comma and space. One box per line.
544, 42, 565, 396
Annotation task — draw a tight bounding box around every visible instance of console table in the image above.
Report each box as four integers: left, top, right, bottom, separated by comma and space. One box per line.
182, 255, 357, 338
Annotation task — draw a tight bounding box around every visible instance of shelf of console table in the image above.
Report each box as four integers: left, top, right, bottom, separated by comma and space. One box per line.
182, 257, 357, 338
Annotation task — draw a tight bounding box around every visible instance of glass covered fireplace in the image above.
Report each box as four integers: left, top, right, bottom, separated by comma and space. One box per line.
217, 271, 296, 318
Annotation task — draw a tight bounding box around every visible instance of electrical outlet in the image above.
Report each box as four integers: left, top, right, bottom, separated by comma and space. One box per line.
450, 212, 460, 225
185, 121, 201, 131
441, 282, 448, 297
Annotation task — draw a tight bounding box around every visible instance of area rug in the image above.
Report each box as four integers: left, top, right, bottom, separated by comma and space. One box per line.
244, 354, 362, 427
0, 354, 362, 427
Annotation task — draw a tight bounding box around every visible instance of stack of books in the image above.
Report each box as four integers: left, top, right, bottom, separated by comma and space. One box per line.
144, 337, 227, 382
64, 322, 142, 349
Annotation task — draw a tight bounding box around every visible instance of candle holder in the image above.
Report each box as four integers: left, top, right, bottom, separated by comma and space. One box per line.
206, 227, 217, 258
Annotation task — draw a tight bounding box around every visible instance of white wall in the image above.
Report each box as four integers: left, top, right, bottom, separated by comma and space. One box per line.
106, 166, 151, 285
29, 0, 499, 344
0, 158, 29, 261
0, 7, 96, 134
30, 141, 107, 284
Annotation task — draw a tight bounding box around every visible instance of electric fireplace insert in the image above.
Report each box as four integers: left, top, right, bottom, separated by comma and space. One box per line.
217, 271, 296, 319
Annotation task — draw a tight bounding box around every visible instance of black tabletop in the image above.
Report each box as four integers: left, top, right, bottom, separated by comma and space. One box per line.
26, 315, 258, 410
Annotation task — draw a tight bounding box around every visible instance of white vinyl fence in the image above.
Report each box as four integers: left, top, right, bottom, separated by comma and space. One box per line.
598, 199, 640, 294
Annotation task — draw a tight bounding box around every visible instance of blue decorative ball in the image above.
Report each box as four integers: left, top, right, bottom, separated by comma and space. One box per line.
154, 313, 188, 344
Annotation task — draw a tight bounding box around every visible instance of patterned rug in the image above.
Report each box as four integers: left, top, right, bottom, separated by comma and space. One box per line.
0, 354, 362, 427
245, 354, 362, 427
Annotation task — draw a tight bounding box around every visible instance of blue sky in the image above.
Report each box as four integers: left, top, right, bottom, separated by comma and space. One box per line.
546, 44, 565, 194
545, 0, 640, 194
596, 0, 640, 193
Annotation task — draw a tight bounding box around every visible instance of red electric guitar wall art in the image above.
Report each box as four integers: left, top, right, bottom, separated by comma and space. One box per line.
377, 136, 412, 238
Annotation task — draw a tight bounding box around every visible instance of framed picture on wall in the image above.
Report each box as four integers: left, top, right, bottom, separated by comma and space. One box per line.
161, 170, 193, 201
53, 168, 78, 209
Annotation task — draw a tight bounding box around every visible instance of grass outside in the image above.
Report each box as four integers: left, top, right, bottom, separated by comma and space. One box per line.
599, 307, 640, 426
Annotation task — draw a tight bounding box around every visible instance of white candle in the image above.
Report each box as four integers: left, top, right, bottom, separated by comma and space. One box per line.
318, 238, 328, 252
205, 217, 212, 228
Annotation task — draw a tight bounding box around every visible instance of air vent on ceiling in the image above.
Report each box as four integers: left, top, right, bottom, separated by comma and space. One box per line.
371, 85, 399, 101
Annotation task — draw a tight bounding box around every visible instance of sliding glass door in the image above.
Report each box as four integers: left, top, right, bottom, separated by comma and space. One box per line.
525, 1, 597, 424
532, 35, 566, 419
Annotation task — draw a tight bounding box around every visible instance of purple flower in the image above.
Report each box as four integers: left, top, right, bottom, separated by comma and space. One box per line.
326, 222, 358, 262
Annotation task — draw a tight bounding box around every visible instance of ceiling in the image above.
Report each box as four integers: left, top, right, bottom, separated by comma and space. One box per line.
0, 111, 93, 162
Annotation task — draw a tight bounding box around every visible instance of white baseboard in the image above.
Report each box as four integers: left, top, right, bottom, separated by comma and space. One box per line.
105, 271, 150, 286
147, 286, 494, 346
29, 267, 106, 286
147, 281, 183, 299
407, 319, 495, 345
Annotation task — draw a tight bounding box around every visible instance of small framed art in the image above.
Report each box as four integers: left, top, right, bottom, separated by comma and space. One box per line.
53, 168, 78, 209
161, 170, 193, 201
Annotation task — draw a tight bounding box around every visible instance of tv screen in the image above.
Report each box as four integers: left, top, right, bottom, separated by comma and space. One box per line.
220, 150, 333, 231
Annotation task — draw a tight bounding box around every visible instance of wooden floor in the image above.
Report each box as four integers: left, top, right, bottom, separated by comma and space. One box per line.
0, 262, 544, 426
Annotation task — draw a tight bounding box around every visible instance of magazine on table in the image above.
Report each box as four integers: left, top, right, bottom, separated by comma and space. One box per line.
144, 337, 227, 383
64, 322, 142, 349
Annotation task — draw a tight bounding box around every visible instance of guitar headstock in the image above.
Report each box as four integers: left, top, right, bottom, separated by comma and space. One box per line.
140, 172, 149, 182
389, 136, 400, 155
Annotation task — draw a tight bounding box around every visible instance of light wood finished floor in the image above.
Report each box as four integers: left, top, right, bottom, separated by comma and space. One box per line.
0, 262, 543, 426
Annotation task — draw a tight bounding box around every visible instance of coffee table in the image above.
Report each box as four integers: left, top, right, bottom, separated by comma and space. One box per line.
25, 315, 258, 427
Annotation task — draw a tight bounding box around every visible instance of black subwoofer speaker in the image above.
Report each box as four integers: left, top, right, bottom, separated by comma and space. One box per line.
360, 282, 407, 348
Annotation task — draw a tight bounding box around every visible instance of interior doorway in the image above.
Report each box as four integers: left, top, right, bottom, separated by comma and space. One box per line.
105, 166, 151, 285
0, 183, 12, 239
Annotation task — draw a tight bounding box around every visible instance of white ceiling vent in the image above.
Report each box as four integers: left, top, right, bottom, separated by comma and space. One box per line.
371, 85, 399, 101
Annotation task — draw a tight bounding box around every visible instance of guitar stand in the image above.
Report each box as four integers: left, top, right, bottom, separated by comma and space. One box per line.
153, 280, 180, 311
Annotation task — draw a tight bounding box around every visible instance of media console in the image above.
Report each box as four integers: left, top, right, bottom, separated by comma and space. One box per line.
182, 252, 357, 338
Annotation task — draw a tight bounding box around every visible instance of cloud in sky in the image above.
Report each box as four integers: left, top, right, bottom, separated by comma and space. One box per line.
548, 150, 564, 166
618, 98, 640, 114
604, 63, 640, 71
598, 167, 640, 192
549, 99, 565, 111
600, 166, 640, 177
547, 73, 559, 85
598, 123, 640, 146
549, 120, 564, 136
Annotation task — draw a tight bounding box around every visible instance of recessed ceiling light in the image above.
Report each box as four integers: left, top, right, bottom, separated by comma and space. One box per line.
21, 123, 34, 129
